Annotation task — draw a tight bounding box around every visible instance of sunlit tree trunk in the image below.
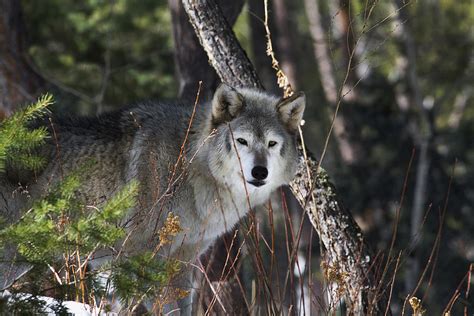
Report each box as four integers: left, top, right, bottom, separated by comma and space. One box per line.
0, 0, 44, 118
303, 0, 361, 165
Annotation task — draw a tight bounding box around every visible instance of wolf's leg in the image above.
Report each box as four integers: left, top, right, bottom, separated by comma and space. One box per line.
179, 290, 196, 315
162, 268, 196, 315
162, 290, 195, 315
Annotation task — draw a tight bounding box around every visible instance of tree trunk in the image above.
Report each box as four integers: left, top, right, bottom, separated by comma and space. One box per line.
168, 0, 244, 100
0, 0, 44, 118
180, 0, 261, 91
248, 0, 279, 92
338, 0, 358, 90
272, 0, 298, 89
394, 0, 433, 297
181, 0, 390, 314
0, 0, 46, 291
303, 0, 361, 165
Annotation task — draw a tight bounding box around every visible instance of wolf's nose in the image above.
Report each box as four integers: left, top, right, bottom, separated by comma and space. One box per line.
252, 166, 268, 180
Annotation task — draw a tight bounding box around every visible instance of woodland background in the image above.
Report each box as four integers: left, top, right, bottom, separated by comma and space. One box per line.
0, 0, 473, 314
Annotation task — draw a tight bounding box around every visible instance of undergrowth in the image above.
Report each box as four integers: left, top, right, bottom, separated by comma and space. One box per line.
0, 95, 183, 314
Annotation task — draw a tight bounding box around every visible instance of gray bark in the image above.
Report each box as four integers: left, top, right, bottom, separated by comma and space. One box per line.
181, 0, 390, 313
180, 0, 261, 90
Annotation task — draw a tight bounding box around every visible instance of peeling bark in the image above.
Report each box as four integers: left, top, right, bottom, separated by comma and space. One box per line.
181, 0, 390, 313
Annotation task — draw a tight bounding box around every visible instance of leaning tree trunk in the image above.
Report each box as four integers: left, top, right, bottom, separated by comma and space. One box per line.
168, 0, 244, 100
180, 2, 261, 91
181, 0, 390, 314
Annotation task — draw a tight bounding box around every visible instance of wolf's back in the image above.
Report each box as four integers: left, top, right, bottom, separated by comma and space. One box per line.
1, 100, 195, 213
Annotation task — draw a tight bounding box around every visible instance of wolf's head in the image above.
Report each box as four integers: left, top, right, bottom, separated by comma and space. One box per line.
202, 83, 305, 204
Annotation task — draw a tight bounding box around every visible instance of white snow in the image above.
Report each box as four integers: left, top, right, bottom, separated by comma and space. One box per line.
1, 291, 118, 315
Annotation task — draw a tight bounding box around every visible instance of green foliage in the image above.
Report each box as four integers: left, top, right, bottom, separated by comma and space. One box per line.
0, 94, 53, 173
0, 154, 180, 311
22, 0, 176, 114
0, 290, 69, 315
111, 251, 181, 303
0, 169, 138, 263
0, 162, 142, 311
0, 95, 182, 312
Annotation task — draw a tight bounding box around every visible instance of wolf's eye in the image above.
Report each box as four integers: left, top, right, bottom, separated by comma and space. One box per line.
237, 138, 248, 146
268, 141, 277, 147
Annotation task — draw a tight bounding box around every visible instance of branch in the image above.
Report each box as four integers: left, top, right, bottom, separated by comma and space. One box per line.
181, 0, 389, 313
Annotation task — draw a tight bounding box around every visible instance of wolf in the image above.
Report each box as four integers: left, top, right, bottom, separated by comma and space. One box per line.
0, 84, 305, 313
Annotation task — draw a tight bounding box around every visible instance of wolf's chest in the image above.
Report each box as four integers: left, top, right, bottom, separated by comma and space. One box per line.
193, 187, 246, 238
191, 181, 273, 242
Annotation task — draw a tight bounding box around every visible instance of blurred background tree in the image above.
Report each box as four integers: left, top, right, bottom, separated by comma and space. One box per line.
0, 0, 472, 314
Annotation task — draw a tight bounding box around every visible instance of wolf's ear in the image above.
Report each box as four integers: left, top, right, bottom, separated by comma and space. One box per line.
211, 83, 244, 125
277, 92, 305, 133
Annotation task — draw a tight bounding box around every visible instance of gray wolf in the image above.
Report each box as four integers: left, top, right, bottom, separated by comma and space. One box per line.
0, 84, 305, 313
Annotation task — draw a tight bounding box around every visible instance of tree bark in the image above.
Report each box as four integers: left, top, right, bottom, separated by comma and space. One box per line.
180, 0, 261, 91
0, 0, 44, 118
181, 0, 390, 314
168, 0, 244, 100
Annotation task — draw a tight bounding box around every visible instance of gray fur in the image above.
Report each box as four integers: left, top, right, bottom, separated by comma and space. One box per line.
0, 84, 305, 313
